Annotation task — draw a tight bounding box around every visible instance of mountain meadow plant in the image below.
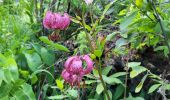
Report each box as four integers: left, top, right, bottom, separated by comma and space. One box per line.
0, 0, 170, 100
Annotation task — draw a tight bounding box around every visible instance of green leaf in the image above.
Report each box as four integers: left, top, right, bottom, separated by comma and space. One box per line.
123, 93, 144, 100
136, 0, 143, 8
154, 46, 169, 57
5, 57, 19, 81
33, 44, 55, 66
103, 75, 123, 85
85, 80, 97, 84
94, 50, 102, 58
130, 66, 147, 78
165, 84, 170, 90
102, 66, 112, 75
106, 32, 117, 41
96, 83, 104, 95
105, 90, 112, 100
148, 84, 161, 94
120, 11, 138, 32
21, 83, 36, 100
85, 24, 92, 31
67, 89, 78, 98
48, 95, 68, 100
56, 79, 64, 90
30, 69, 54, 79
39, 36, 53, 45
135, 74, 148, 93
109, 72, 127, 78
127, 62, 141, 68
30, 74, 38, 84
100, 1, 115, 22
53, 43, 70, 52
39, 36, 69, 52
93, 69, 99, 77
115, 38, 128, 48
113, 85, 124, 100
24, 52, 42, 71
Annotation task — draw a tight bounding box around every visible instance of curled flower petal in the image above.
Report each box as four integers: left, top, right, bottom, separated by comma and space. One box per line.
69, 58, 83, 74
43, 11, 54, 29
60, 13, 71, 30
64, 56, 77, 70
61, 69, 72, 83
82, 55, 94, 74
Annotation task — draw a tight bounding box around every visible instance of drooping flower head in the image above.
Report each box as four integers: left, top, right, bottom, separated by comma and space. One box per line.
84, 0, 93, 5
43, 11, 70, 30
61, 55, 94, 87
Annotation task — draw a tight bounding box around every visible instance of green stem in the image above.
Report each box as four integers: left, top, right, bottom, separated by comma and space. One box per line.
82, 12, 110, 100
151, 0, 170, 59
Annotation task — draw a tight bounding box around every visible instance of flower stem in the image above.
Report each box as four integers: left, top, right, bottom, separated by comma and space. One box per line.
81, 4, 110, 99
82, 15, 110, 100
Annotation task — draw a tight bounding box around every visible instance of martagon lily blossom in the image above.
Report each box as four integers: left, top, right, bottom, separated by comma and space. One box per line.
43, 11, 70, 30
61, 55, 94, 87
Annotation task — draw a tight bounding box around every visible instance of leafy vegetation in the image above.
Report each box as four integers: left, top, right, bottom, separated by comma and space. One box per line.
0, 0, 170, 100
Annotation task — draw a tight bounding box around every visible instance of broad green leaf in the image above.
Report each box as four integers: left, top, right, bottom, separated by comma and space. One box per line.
39, 36, 53, 45
105, 90, 112, 100
90, 54, 96, 60
115, 38, 128, 48
48, 95, 68, 100
109, 72, 127, 78
154, 46, 169, 57
53, 43, 70, 52
136, 0, 143, 8
30, 69, 54, 79
103, 75, 122, 85
24, 52, 42, 71
113, 85, 124, 100
130, 66, 147, 78
94, 50, 102, 58
56, 79, 64, 90
67, 89, 78, 98
33, 44, 55, 66
102, 66, 112, 75
5, 57, 19, 80
21, 83, 36, 100
106, 32, 117, 41
165, 84, 170, 90
135, 74, 148, 93
148, 84, 161, 94
93, 69, 99, 77
85, 80, 97, 84
122, 93, 144, 100
96, 83, 104, 95
127, 62, 141, 68
120, 11, 138, 32
30, 75, 38, 84
39, 36, 69, 52
0, 54, 6, 66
